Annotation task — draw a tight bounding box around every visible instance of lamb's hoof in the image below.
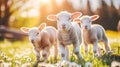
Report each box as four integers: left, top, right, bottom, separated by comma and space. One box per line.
40, 58, 46, 62
80, 57, 83, 60
32, 60, 44, 67
78, 59, 85, 67
85, 62, 92, 67
108, 51, 112, 55
53, 58, 58, 63
97, 55, 102, 59
58, 60, 70, 67
94, 53, 99, 57
78, 55, 83, 61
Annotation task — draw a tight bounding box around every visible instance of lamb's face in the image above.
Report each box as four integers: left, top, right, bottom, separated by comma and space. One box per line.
57, 12, 72, 31
47, 11, 82, 31
20, 23, 46, 45
28, 28, 41, 44
80, 16, 92, 30
73, 15, 99, 31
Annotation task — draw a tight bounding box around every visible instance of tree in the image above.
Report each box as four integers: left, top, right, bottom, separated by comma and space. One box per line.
0, 0, 27, 27
0, 0, 28, 40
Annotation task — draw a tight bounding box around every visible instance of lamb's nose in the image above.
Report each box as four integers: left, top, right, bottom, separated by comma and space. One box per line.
62, 24, 66, 28
85, 26, 88, 29
43, 54, 46, 57
31, 40, 34, 44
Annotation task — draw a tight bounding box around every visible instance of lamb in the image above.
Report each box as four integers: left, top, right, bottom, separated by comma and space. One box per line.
20, 23, 58, 66
73, 15, 111, 57
117, 20, 120, 32
47, 11, 83, 61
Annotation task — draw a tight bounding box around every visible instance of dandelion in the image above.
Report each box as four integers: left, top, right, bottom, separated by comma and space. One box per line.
26, 58, 32, 62
2, 62, 12, 67
38, 62, 56, 67
69, 62, 80, 67
9, 49, 15, 54
15, 60, 21, 66
0, 51, 5, 57
7, 57, 12, 61
59, 60, 70, 67
15, 54, 23, 58
23, 56, 29, 59
22, 62, 31, 67
3, 55, 8, 61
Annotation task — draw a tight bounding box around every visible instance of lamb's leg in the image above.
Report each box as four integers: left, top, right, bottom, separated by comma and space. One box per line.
35, 49, 40, 62
54, 43, 58, 62
59, 44, 67, 61
66, 46, 69, 60
73, 42, 83, 60
98, 44, 102, 57
103, 36, 111, 53
93, 41, 98, 57
33, 49, 40, 67
42, 46, 50, 61
84, 42, 88, 56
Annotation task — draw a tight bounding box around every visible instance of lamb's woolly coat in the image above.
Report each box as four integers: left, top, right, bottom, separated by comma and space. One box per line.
58, 22, 82, 46
74, 15, 111, 57
47, 11, 83, 61
21, 23, 58, 67
33, 26, 58, 51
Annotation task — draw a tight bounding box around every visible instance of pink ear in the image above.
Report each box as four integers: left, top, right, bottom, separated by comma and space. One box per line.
73, 18, 81, 23
47, 15, 57, 21
39, 23, 46, 31
20, 27, 29, 33
91, 15, 99, 21
71, 12, 82, 19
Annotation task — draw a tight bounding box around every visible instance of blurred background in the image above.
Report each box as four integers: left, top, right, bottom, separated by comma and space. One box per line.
0, 0, 120, 40
0, 1, 120, 66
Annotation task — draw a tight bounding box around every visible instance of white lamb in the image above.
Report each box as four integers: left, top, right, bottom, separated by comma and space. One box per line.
74, 15, 111, 57
47, 11, 83, 61
20, 23, 58, 66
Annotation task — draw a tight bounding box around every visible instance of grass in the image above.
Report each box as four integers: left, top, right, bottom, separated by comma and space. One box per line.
0, 30, 120, 67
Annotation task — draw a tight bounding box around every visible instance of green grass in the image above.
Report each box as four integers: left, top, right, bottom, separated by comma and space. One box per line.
0, 30, 120, 67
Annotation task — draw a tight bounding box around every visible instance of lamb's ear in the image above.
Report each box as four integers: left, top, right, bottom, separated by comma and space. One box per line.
71, 12, 82, 19
20, 27, 29, 33
47, 15, 57, 21
73, 18, 81, 23
39, 23, 46, 31
90, 15, 99, 21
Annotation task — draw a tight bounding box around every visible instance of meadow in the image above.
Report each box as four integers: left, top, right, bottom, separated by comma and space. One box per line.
0, 30, 120, 67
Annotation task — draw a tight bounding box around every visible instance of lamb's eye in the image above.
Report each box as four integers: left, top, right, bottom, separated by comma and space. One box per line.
57, 18, 59, 21
80, 21, 83, 23
36, 32, 39, 36
68, 17, 71, 20
89, 20, 91, 23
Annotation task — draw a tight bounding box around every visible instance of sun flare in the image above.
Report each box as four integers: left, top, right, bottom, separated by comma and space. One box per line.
40, 0, 50, 4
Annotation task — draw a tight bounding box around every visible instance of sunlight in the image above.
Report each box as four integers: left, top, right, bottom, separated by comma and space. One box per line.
20, 0, 40, 17
40, 0, 50, 4
28, 9, 39, 17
